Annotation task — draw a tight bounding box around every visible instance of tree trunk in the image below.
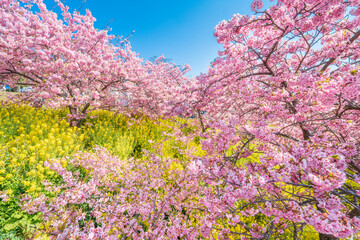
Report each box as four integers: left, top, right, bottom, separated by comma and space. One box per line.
319, 233, 338, 240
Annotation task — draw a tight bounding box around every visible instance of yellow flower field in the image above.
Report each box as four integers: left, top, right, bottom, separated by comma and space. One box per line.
0, 104, 198, 238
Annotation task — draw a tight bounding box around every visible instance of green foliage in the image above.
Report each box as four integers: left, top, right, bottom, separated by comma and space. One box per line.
0, 197, 41, 238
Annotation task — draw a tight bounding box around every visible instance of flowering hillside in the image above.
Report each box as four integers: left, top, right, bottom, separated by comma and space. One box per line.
1, 0, 360, 239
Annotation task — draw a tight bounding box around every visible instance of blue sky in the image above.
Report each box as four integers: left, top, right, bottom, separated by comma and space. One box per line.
45, 0, 271, 77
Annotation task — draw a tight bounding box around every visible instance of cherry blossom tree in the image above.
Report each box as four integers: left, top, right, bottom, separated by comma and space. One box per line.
127, 56, 198, 118
0, 0, 144, 126
0, 0, 194, 126
194, 0, 360, 239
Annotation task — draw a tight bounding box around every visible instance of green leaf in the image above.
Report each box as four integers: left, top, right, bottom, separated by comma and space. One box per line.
3, 222, 18, 231
12, 212, 23, 219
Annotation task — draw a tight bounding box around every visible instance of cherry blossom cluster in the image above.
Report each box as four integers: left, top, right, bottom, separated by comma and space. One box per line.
192, 0, 360, 238
0, 0, 196, 126
22, 147, 213, 239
